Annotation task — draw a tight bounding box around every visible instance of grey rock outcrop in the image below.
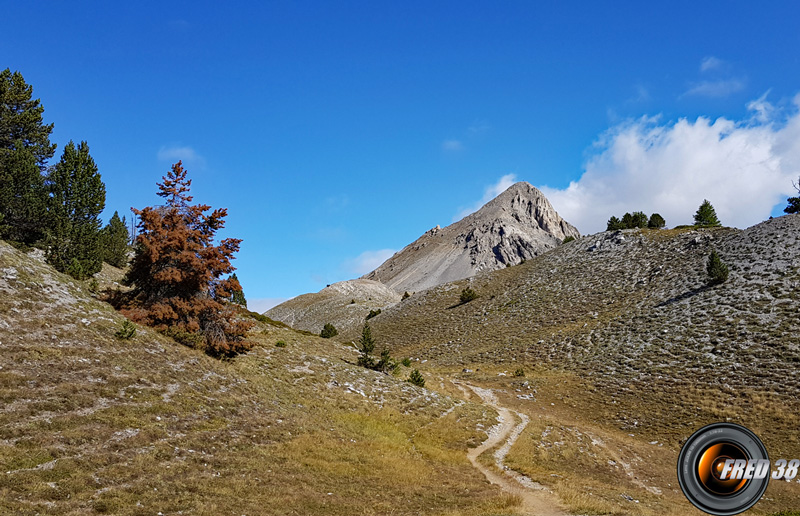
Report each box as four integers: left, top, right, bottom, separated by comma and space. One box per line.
362, 182, 579, 293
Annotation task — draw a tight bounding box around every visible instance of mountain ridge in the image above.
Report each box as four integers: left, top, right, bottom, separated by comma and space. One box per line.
362, 182, 580, 293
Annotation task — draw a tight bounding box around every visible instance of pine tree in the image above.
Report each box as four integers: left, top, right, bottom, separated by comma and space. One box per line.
459, 286, 478, 304
707, 250, 729, 285
120, 161, 253, 357
45, 141, 106, 279
631, 211, 648, 228
785, 177, 800, 214
620, 211, 648, 229
648, 213, 666, 229
408, 369, 425, 387
0, 69, 56, 169
694, 200, 721, 227
606, 215, 623, 231
357, 322, 376, 368
320, 323, 338, 338
0, 70, 55, 244
0, 144, 47, 243
100, 211, 130, 268
374, 347, 398, 374
229, 273, 247, 307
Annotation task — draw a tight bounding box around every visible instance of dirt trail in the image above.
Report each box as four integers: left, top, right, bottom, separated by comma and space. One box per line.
456, 382, 569, 516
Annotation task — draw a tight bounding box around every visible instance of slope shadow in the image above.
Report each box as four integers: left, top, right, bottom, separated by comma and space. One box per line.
655, 284, 710, 308
447, 299, 478, 310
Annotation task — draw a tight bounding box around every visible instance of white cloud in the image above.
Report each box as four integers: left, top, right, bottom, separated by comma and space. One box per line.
248, 297, 290, 314
700, 56, 724, 72
540, 94, 800, 235
747, 90, 773, 123
344, 249, 397, 276
442, 139, 464, 151
157, 145, 205, 166
453, 173, 518, 221
683, 78, 745, 98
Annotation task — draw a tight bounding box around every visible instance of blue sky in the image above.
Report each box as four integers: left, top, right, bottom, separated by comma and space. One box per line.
4, 1, 800, 311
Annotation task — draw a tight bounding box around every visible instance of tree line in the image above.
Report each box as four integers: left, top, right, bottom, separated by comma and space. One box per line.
0, 69, 128, 278
606, 199, 726, 232
1, 69, 250, 358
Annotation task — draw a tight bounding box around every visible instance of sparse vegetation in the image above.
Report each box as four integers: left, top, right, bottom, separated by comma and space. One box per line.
275, 339, 287, 347
402, 291, 411, 300
562, 235, 575, 243
401, 357, 412, 367
707, 249, 730, 285
366, 308, 382, 320
459, 286, 478, 304
320, 322, 338, 338
513, 368, 525, 377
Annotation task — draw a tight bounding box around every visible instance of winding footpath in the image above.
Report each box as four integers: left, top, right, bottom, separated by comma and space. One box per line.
455, 382, 569, 516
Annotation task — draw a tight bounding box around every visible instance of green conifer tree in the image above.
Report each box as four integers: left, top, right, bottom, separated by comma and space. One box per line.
229, 272, 247, 306
648, 213, 666, 229
408, 369, 426, 387
707, 250, 729, 285
357, 322, 376, 368
100, 211, 129, 268
0, 144, 47, 243
694, 200, 721, 227
0, 69, 56, 168
606, 215, 623, 231
630, 211, 648, 228
45, 141, 106, 279
320, 323, 338, 338
0, 69, 55, 243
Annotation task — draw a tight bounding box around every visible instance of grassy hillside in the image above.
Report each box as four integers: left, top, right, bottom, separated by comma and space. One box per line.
361, 214, 800, 514
3, 214, 799, 515
0, 242, 519, 516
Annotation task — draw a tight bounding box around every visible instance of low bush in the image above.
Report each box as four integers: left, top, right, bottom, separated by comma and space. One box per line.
320, 323, 338, 338
459, 287, 478, 304
114, 319, 136, 340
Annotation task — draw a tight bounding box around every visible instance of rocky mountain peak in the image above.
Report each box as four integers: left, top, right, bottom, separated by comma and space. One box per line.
362, 182, 579, 293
